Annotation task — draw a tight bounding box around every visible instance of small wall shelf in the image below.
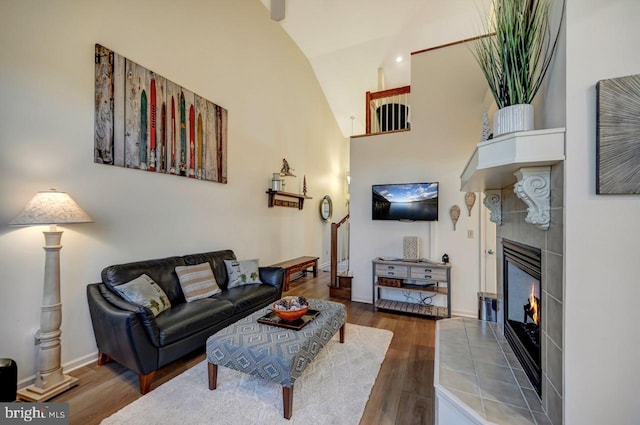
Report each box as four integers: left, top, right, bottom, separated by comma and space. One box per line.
266, 189, 312, 210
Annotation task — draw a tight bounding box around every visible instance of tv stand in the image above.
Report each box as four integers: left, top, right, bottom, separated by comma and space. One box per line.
372, 257, 451, 319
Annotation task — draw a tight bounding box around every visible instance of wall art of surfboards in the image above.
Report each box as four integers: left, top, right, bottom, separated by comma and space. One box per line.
160, 102, 166, 172
170, 96, 176, 174
189, 105, 195, 178
149, 79, 157, 171
179, 92, 186, 176
197, 113, 203, 179
140, 89, 148, 170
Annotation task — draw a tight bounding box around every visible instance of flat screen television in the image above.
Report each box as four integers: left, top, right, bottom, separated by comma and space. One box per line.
372, 182, 439, 221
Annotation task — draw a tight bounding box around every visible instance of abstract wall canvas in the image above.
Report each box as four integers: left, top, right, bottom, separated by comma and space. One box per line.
95, 44, 227, 183
596, 74, 640, 194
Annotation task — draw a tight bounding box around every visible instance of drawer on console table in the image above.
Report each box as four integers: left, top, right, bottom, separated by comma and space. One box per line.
409, 266, 448, 281
374, 264, 408, 278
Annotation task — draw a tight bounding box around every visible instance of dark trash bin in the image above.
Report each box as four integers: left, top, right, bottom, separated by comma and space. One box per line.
0, 359, 17, 401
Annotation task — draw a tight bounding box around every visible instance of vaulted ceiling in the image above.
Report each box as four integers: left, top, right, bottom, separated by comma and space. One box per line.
260, 0, 491, 137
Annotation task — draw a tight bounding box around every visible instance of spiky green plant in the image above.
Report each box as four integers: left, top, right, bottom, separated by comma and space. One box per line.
472, 0, 563, 109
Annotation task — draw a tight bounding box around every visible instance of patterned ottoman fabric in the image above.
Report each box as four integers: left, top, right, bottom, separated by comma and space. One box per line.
206, 299, 346, 387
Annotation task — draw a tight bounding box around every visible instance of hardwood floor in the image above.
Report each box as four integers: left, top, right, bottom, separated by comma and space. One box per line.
53, 271, 436, 425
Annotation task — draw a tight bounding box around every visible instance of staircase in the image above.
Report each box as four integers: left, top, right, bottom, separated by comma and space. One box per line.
328, 214, 352, 299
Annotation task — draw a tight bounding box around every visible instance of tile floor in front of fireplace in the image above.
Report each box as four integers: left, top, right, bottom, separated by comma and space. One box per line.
436, 317, 552, 425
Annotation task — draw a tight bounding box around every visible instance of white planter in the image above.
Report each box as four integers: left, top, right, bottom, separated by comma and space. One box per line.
493, 104, 534, 137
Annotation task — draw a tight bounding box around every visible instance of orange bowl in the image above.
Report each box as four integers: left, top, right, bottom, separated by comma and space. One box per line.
272, 299, 309, 322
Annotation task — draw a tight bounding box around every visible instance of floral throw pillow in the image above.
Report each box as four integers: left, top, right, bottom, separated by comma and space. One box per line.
224, 259, 262, 289
113, 274, 171, 317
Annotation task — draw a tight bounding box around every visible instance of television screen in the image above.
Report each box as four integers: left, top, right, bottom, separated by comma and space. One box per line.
372, 182, 439, 221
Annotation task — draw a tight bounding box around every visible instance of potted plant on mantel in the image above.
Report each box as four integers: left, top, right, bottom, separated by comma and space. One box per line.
472, 0, 563, 137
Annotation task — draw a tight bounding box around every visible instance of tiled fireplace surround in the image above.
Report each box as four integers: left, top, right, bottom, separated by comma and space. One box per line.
496, 162, 564, 424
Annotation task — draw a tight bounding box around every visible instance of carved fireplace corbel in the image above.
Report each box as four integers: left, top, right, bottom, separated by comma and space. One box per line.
483, 190, 502, 226
513, 166, 551, 231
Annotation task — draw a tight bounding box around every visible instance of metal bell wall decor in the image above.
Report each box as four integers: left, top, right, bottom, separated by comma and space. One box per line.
465, 192, 476, 217
450, 205, 461, 230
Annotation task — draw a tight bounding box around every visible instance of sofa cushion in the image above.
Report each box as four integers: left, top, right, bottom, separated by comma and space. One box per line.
112, 274, 171, 317
154, 298, 234, 347
214, 284, 279, 315
175, 262, 221, 302
102, 256, 187, 305
182, 250, 236, 290
224, 259, 262, 288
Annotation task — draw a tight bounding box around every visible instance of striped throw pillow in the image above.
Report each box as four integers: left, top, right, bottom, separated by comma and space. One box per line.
175, 262, 221, 302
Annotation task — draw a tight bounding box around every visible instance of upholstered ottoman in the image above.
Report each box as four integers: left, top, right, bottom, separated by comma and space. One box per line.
206, 299, 346, 419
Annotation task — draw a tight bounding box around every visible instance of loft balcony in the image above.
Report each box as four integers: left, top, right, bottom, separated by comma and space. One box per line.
365, 86, 411, 135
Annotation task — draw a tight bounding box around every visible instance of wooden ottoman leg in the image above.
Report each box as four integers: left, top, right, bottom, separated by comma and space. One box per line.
283, 385, 294, 419
208, 363, 218, 390
340, 324, 345, 343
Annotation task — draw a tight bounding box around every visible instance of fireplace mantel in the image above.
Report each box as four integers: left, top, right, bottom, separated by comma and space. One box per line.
460, 128, 565, 230
460, 128, 565, 192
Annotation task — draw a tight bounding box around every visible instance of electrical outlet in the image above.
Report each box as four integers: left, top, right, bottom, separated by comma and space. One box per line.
467, 229, 474, 239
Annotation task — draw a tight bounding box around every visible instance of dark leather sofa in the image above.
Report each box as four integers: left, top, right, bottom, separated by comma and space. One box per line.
87, 249, 284, 394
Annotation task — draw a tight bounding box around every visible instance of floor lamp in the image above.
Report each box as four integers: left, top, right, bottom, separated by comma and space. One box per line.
10, 189, 93, 402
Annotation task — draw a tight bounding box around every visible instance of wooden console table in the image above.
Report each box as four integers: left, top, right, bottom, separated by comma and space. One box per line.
271, 256, 319, 291
372, 257, 451, 319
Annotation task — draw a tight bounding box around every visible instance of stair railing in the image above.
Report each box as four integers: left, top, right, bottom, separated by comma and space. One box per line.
365, 85, 411, 134
330, 214, 350, 288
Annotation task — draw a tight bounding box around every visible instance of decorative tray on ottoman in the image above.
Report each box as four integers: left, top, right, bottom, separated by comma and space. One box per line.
257, 309, 320, 330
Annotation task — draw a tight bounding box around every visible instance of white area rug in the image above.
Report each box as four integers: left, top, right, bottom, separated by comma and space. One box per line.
101, 323, 393, 425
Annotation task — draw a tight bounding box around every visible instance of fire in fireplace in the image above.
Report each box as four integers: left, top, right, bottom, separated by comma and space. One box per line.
503, 239, 542, 395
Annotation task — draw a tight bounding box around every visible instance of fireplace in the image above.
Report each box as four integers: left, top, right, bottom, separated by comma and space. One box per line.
503, 239, 542, 395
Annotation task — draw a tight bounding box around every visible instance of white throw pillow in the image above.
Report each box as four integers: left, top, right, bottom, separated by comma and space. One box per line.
113, 274, 171, 317
175, 262, 222, 302
224, 259, 262, 288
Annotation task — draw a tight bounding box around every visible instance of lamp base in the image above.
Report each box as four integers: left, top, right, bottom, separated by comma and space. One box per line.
16, 374, 78, 402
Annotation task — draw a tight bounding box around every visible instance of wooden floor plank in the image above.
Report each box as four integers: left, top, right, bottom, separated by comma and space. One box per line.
395, 390, 433, 425
51, 270, 436, 425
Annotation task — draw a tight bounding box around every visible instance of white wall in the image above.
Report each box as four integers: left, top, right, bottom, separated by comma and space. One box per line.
0, 0, 348, 382
350, 42, 488, 316
564, 1, 640, 424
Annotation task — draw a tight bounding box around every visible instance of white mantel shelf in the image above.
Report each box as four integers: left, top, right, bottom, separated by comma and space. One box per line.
460, 128, 566, 192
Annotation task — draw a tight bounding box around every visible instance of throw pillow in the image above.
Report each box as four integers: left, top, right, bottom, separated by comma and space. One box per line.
175, 262, 221, 302
113, 274, 171, 317
224, 259, 262, 289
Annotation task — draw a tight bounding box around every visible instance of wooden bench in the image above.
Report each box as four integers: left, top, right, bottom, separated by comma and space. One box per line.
270, 256, 319, 291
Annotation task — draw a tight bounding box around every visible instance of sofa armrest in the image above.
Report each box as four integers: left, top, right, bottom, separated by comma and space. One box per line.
259, 266, 285, 297
87, 283, 159, 375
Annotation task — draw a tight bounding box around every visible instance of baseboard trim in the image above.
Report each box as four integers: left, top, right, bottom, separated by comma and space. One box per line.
17, 351, 99, 389
351, 297, 371, 304
451, 310, 477, 318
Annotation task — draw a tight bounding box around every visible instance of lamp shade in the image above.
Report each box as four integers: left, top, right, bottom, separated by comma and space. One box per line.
9, 189, 93, 226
